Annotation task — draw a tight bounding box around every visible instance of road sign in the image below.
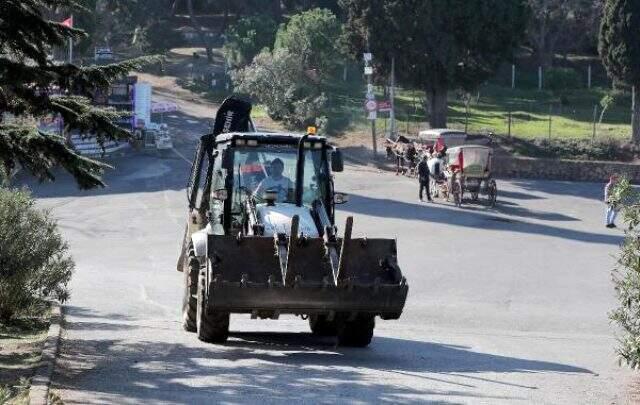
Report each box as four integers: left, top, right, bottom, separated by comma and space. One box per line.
368, 111, 377, 120
377, 100, 392, 112
365, 100, 377, 112
364, 66, 373, 75
366, 91, 375, 100
363, 53, 372, 62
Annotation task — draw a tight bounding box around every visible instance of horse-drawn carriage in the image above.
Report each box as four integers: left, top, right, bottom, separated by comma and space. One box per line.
444, 145, 497, 207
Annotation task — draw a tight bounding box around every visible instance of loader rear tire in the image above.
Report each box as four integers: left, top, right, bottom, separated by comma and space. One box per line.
196, 273, 229, 344
309, 315, 338, 336
182, 248, 198, 332
337, 315, 375, 347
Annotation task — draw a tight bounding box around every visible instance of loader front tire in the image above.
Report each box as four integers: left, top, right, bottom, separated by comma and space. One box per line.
337, 315, 375, 347
196, 273, 229, 344
182, 248, 198, 332
309, 315, 338, 336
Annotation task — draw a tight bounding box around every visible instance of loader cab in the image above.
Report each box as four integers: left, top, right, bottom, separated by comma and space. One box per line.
207, 133, 340, 236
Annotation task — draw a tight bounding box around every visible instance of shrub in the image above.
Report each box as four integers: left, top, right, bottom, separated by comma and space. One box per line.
232, 48, 329, 129
223, 16, 278, 67
146, 20, 184, 54
274, 8, 344, 78
610, 177, 640, 368
545, 67, 582, 91
498, 136, 636, 161
0, 188, 73, 321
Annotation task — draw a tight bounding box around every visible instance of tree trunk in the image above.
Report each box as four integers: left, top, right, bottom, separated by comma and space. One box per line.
217, 0, 231, 37
186, 0, 214, 62
427, 85, 448, 129
632, 85, 640, 143
271, 0, 283, 21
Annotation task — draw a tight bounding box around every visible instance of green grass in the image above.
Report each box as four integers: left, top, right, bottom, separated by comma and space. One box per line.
341, 83, 632, 141
445, 85, 631, 140
165, 47, 632, 142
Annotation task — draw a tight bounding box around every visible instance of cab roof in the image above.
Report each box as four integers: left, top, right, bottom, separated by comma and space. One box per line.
215, 132, 327, 144
418, 128, 467, 136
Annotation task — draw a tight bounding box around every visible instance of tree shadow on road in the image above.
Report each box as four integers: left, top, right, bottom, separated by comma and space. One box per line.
510, 180, 603, 201
12, 109, 210, 199
340, 194, 621, 246
52, 311, 594, 404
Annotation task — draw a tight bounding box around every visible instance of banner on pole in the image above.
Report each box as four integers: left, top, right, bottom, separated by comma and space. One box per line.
61, 16, 73, 28
377, 100, 392, 112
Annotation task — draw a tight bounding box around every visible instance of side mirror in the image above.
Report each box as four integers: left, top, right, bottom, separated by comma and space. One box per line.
221, 148, 233, 168
334, 192, 349, 205
331, 148, 344, 172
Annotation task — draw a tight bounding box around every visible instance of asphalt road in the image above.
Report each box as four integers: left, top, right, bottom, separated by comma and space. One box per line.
18, 142, 632, 404
15, 103, 633, 403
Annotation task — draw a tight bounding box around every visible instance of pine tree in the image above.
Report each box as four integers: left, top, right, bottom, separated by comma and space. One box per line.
0, 0, 153, 188
599, 0, 640, 143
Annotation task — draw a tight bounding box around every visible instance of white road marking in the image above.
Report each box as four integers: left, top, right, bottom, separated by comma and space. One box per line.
139, 284, 171, 315
172, 148, 193, 165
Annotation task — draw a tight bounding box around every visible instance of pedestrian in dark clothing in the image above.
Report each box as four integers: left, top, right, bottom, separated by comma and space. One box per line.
417, 155, 432, 202
395, 144, 405, 175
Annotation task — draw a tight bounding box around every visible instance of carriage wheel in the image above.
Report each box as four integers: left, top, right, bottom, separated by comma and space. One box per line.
487, 179, 498, 207
451, 179, 463, 207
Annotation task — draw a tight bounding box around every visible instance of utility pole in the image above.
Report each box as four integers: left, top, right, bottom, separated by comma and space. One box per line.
538, 66, 543, 91
389, 57, 396, 139
364, 36, 377, 159
592, 104, 598, 141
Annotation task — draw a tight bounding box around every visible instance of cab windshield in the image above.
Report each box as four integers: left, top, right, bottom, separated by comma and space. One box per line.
231, 145, 328, 211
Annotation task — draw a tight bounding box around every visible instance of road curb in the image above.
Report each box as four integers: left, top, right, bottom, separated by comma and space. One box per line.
30, 302, 62, 405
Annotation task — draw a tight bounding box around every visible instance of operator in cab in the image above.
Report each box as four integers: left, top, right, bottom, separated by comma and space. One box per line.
254, 158, 294, 202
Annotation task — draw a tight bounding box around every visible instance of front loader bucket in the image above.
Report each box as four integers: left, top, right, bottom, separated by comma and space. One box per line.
206, 217, 408, 320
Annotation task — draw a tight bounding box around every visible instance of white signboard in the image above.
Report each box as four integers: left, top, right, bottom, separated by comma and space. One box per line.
151, 101, 179, 113
364, 66, 373, 75
363, 53, 372, 62
368, 111, 377, 120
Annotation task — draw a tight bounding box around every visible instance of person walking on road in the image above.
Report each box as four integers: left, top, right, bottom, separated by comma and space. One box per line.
605, 175, 619, 228
418, 155, 432, 202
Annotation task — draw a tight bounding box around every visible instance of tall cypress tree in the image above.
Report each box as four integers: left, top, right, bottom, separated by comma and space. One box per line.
599, 0, 640, 143
0, 0, 152, 188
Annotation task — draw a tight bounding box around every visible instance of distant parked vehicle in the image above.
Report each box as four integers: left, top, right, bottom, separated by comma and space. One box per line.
418, 129, 467, 148
94, 47, 114, 62
144, 122, 173, 151
445, 145, 497, 207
